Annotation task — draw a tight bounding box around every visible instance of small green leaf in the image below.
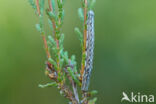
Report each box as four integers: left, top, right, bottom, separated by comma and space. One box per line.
51, 0, 56, 13
60, 58, 64, 68
75, 27, 83, 47
70, 55, 78, 74
67, 67, 81, 86
48, 58, 57, 70
57, 0, 63, 9
38, 82, 57, 88
47, 11, 57, 21
59, 34, 64, 49
48, 19, 53, 31
52, 47, 58, 57
39, 0, 45, 15
71, 55, 76, 61
90, 90, 98, 96
88, 97, 97, 104
47, 41, 52, 48
28, 0, 36, 9
57, 72, 63, 82
48, 36, 56, 47
78, 8, 84, 22
62, 51, 68, 64
39, 16, 44, 29
89, 0, 96, 10
60, 10, 65, 22
35, 24, 41, 33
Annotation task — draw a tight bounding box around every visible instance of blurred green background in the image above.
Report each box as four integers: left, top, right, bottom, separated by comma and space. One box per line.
0, 0, 156, 104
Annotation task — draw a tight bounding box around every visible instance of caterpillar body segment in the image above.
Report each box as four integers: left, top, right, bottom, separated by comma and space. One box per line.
82, 10, 95, 91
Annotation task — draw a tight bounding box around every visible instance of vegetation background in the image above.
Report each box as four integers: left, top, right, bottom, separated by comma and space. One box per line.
0, 0, 156, 104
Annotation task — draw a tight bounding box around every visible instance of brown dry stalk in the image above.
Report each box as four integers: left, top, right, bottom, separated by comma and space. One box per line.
42, 35, 51, 58
36, 0, 40, 15
80, 0, 88, 81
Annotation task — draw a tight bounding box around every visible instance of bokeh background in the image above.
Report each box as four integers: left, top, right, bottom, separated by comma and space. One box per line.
0, 0, 156, 104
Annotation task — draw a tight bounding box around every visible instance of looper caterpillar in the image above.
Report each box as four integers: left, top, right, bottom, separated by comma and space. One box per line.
82, 10, 95, 91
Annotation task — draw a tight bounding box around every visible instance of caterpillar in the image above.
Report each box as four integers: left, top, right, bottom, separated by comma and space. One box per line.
82, 10, 95, 91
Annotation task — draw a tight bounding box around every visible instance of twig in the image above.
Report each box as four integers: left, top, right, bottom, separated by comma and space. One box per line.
48, 0, 61, 72
36, 0, 51, 59
48, 0, 56, 36
64, 62, 80, 104
46, 62, 78, 104
80, 0, 88, 81
59, 83, 78, 104
42, 35, 51, 58
36, 0, 40, 16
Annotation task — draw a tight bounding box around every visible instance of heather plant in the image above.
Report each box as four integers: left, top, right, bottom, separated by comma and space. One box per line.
28, 0, 96, 104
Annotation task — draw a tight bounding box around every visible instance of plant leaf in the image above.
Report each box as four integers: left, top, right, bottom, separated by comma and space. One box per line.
38, 82, 57, 88
75, 27, 83, 47
78, 8, 84, 22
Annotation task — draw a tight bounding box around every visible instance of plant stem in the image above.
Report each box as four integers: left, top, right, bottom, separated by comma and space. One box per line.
36, 0, 51, 59
29, 0, 97, 103
48, 0, 60, 72
64, 65, 80, 103
42, 34, 51, 58
36, 0, 40, 16
80, 0, 88, 81
48, 0, 56, 36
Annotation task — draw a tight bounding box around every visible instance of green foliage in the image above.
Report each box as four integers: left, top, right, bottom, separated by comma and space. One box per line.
88, 0, 96, 10
28, 0, 36, 9
70, 55, 78, 74
38, 82, 57, 88
59, 34, 64, 49
57, 72, 63, 82
62, 51, 69, 64
51, 0, 56, 13
29, 0, 96, 103
80, 0, 85, 8
47, 11, 57, 21
57, 0, 63, 9
90, 90, 98, 96
60, 58, 64, 68
82, 52, 86, 65
48, 19, 53, 31
48, 58, 57, 69
67, 67, 81, 86
75, 27, 83, 47
61, 10, 65, 22
39, 16, 44, 32
78, 8, 84, 22
39, 0, 45, 15
88, 98, 97, 104
35, 24, 41, 33
48, 35, 56, 47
